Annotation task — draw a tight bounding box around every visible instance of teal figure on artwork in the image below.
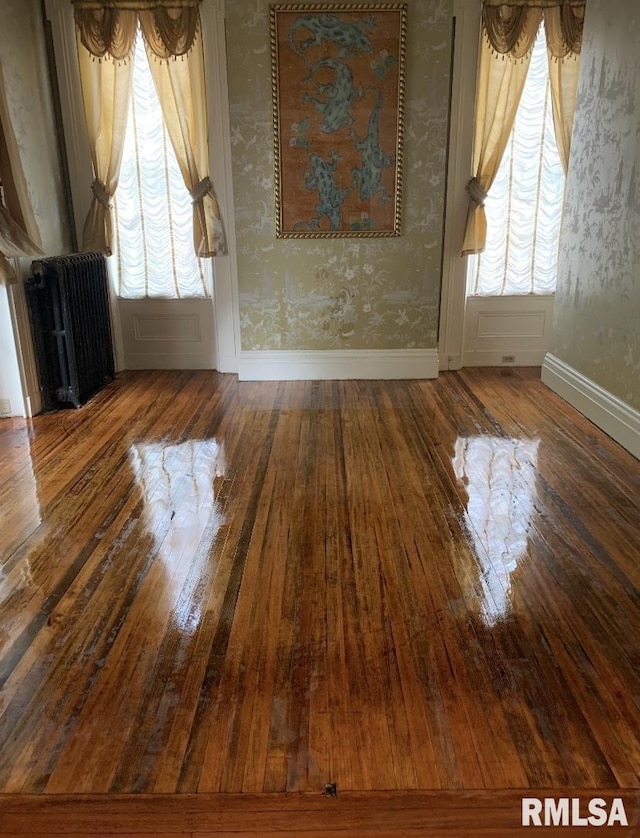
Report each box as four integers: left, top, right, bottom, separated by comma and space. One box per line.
370, 49, 398, 81
301, 59, 363, 134
351, 89, 394, 202
288, 13, 376, 61
295, 151, 349, 231
289, 117, 310, 148
350, 212, 374, 231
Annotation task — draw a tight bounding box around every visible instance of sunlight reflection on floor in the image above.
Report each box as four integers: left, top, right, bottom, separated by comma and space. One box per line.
452, 436, 540, 626
128, 439, 227, 632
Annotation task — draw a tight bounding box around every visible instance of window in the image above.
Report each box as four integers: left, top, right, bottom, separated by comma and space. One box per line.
112, 30, 210, 300
467, 26, 565, 296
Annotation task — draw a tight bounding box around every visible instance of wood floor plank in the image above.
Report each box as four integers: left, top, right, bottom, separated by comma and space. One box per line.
239, 391, 306, 794
0, 369, 639, 799
434, 371, 640, 786
0, 790, 638, 835
372, 383, 527, 789
0, 834, 191, 838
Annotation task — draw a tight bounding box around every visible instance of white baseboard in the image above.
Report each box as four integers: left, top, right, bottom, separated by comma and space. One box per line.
24, 394, 40, 418
237, 349, 439, 381
462, 349, 547, 367
541, 353, 640, 459
215, 354, 238, 374
439, 352, 463, 371
124, 354, 216, 370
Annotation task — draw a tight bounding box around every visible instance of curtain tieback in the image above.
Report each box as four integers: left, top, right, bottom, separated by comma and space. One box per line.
189, 177, 212, 205
91, 179, 111, 209
0, 253, 17, 285
466, 176, 488, 208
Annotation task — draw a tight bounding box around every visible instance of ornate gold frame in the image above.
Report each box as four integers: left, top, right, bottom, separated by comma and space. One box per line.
270, 3, 407, 238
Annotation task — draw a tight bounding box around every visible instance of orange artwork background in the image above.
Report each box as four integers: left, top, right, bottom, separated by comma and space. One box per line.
272, 6, 406, 236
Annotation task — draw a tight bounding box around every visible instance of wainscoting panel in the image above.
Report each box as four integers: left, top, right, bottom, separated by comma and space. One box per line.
463, 294, 555, 367
118, 299, 216, 370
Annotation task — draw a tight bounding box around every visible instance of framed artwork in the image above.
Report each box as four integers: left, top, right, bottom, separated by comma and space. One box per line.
270, 3, 407, 238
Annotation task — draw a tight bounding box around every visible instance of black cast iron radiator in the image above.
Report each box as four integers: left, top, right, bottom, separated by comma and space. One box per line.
26, 252, 115, 410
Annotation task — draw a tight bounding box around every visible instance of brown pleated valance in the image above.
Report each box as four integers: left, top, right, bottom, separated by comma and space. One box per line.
72, 0, 201, 61
482, 0, 586, 58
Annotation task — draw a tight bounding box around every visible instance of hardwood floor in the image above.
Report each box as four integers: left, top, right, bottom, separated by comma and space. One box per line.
0, 368, 638, 834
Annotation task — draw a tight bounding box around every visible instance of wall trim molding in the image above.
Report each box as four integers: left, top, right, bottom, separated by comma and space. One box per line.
201, 0, 240, 373
8, 275, 42, 418
237, 349, 439, 381
463, 349, 548, 367
541, 353, 640, 459
123, 354, 217, 371
437, 0, 481, 371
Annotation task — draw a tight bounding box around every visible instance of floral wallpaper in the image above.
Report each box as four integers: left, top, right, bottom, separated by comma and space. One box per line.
225, 0, 453, 350
553, 0, 640, 410
0, 0, 72, 258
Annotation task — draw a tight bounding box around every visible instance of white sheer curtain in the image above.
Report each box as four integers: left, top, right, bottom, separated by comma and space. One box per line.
467, 26, 565, 296
112, 29, 210, 299
0, 62, 43, 284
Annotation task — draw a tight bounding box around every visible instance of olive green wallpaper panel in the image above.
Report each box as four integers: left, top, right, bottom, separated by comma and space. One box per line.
225, 0, 453, 350
554, 0, 640, 409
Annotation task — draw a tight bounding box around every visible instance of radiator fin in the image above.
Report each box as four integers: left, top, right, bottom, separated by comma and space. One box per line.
27, 253, 115, 410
